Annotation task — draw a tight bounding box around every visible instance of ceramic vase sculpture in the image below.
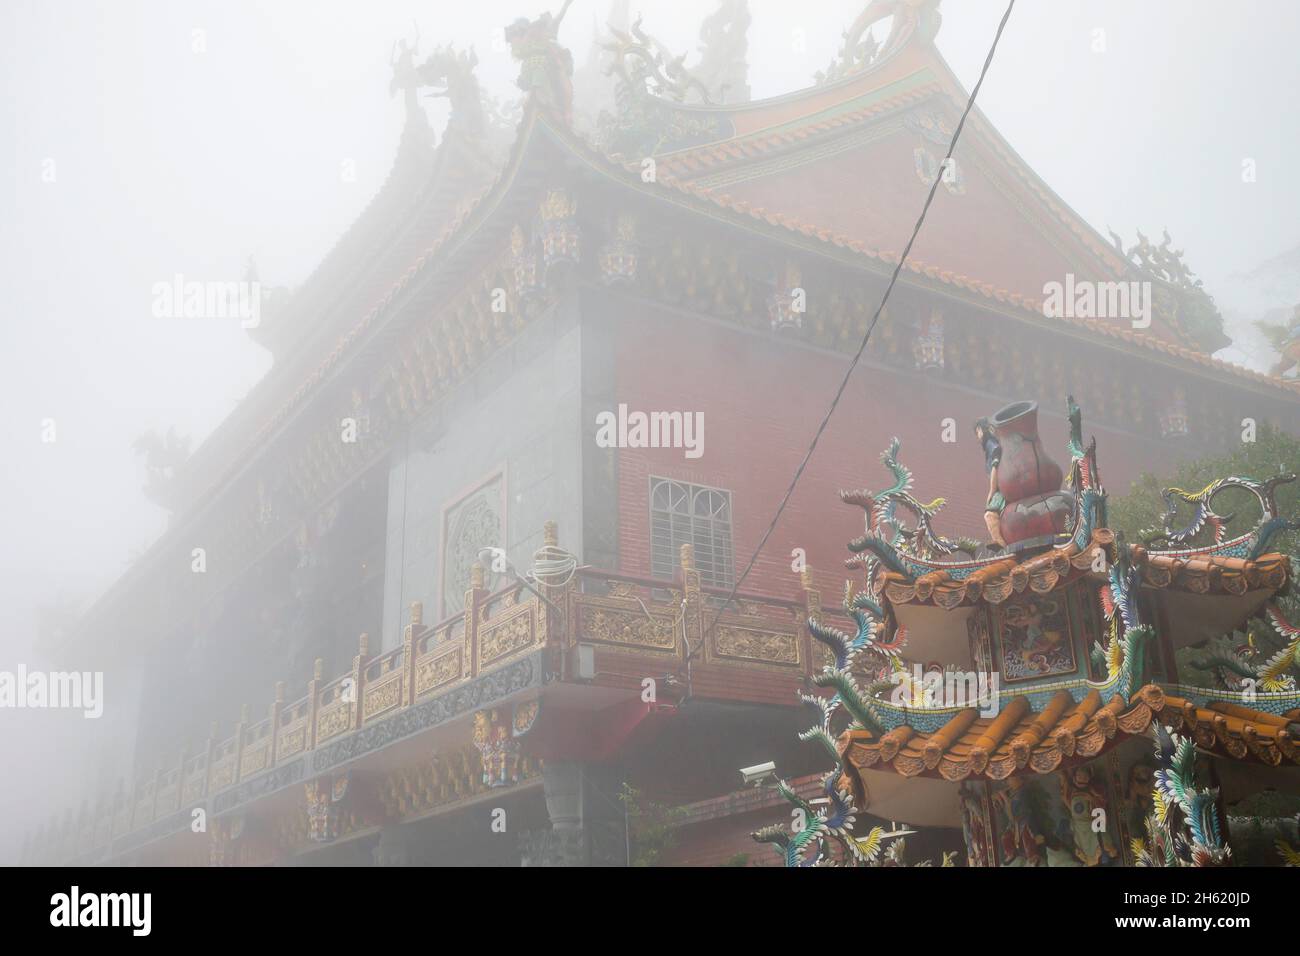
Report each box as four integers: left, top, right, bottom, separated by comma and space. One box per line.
991, 401, 1071, 550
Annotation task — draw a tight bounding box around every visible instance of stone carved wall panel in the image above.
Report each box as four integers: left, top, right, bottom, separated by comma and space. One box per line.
441, 475, 504, 618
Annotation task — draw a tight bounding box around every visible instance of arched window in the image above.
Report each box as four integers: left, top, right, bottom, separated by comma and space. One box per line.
649, 477, 734, 589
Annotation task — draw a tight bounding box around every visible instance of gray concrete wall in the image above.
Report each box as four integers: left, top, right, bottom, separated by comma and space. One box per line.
380, 298, 585, 646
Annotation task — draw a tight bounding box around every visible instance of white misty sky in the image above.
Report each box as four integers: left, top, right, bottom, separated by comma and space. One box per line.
0, 0, 1297, 845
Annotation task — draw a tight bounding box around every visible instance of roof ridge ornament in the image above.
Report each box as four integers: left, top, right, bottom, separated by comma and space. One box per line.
595, 14, 732, 158
415, 43, 487, 139
389, 26, 424, 122
695, 0, 752, 104
506, 1, 576, 127
131, 426, 191, 511
1107, 227, 1228, 353
603, 15, 712, 106
815, 0, 943, 86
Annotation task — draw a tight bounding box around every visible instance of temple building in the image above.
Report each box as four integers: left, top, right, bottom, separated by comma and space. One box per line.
22, 0, 1300, 866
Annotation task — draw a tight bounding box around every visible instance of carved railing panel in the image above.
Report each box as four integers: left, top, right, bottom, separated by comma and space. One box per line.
156, 769, 179, 814
132, 779, 156, 828
709, 619, 804, 669
276, 696, 311, 760
208, 736, 239, 792
414, 631, 466, 699
314, 677, 354, 745
572, 592, 681, 656
181, 761, 207, 805
478, 601, 539, 669
362, 648, 406, 723
239, 717, 274, 780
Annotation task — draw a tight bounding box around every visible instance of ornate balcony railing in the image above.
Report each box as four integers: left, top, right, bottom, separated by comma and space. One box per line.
22, 522, 847, 865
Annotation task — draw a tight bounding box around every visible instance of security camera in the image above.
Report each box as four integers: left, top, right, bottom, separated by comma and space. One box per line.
739, 761, 776, 787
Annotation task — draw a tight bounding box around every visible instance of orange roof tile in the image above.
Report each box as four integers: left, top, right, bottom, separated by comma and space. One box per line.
875, 532, 1291, 609
1157, 694, 1300, 767
839, 685, 1167, 786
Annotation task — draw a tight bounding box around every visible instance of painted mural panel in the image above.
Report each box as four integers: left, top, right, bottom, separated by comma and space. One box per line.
995, 593, 1077, 682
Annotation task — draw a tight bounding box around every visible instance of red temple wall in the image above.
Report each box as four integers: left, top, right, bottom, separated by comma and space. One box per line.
662, 813, 788, 868
609, 301, 1191, 600
714, 129, 1184, 347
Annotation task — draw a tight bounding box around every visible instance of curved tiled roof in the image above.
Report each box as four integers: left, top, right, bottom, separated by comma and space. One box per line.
638, 166, 1300, 395
838, 683, 1300, 789
185, 105, 1299, 544
1158, 693, 1300, 767
839, 684, 1168, 783
875, 537, 1292, 610
648, 83, 944, 174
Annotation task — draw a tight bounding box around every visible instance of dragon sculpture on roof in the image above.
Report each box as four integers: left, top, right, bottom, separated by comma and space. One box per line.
1108, 227, 1227, 352
816, 0, 944, 85
506, 0, 576, 125
1189, 603, 1300, 694
1134, 723, 1231, 867
1142, 471, 1297, 558
596, 15, 729, 158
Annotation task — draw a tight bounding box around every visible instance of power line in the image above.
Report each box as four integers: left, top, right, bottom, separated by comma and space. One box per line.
704, 0, 1018, 639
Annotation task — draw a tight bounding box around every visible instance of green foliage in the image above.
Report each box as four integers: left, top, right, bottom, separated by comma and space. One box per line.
1255, 306, 1299, 372
619, 783, 688, 867
1108, 424, 1300, 683
1179, 289, 1228, 354
1223, 813, 1300, 866
1231, 790, 1300, 819
1107, 422, 1300, 553
721, 852, 751, 867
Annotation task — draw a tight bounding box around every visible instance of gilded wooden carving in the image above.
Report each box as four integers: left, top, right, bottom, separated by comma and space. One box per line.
240, 743, 270, 779
415, 647, 463, 697
479, 607, 535, 665
315, 701, 353, 743
209, 758, 236, 792
577, 601, 677, 652
713, 624, 801, 666
277, 725, 307, 760
363, 673, 403, 721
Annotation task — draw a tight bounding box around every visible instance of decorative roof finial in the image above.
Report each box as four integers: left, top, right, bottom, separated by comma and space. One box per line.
816, 0, 943, 86
506, 1, 576, 126
389, 25, 423, 118
696, 0, 752, 104
416, 44, 486, 138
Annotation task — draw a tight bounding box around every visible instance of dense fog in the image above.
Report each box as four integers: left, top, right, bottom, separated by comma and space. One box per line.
2, 0, 1298, 866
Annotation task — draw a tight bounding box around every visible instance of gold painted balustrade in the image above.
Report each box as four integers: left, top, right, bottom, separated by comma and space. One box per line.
24, 523, 844, 864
